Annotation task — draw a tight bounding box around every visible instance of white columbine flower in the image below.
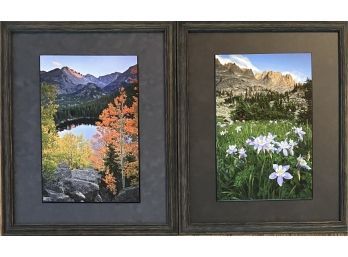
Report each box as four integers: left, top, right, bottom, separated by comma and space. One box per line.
246, 138, 253, 145
226, 145, 237, 156
297, 155, 311, 170
288, 139, 297, 155
250, 135, 275, 154
220, 130, 228, 136
238, 148, 247, 159
293, 127, 306, 141
269, 164, 293, 186
276, 140, 295, 157
266, 132, 277, 143
235, 126, 242, 133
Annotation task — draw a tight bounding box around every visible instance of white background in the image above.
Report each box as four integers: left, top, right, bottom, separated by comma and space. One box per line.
0, 0, 347, 256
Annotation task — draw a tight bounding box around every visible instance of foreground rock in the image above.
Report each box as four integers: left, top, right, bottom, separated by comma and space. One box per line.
43, 189, 74, 202
114, 186, 140, 202
43, 165, 140, 202
63, 178, 100, 201
43, 165, 102, 202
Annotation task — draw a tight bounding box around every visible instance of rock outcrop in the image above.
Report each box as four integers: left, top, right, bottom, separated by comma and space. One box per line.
216, 59, 296, 95
43, 165, 102, 202
43, 165, 140, 203
114, 186, 140, 202
255, 71, 295, 92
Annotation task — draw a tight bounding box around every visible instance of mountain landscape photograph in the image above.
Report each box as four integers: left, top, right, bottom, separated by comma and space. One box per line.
40, 55, 140, 202
215, 53, 313, 201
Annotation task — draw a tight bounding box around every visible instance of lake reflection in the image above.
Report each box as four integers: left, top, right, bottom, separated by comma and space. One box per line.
58, 124, 97, 140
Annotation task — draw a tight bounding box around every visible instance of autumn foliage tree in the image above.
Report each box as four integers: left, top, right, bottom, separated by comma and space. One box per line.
41, 83, 59, 177
91, 86, 139, 194
41, 83, 93, 178
56, 133, 92, 169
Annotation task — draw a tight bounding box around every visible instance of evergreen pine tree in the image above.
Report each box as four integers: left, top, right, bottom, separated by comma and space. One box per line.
103, 144, 122, 193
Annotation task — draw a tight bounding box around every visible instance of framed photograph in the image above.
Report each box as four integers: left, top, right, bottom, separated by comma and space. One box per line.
40, 55, 140, 203
178, 22, 347, 234
1, 22, 177, 235
215, 53, 313, 201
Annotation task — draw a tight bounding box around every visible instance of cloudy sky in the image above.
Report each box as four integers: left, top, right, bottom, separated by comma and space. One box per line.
216, 53, 312, 83
40, 55, 137, 77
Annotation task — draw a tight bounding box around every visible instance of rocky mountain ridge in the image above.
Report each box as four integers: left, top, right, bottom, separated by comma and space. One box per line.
40, 65, 138, 95
216, 58, 296, 95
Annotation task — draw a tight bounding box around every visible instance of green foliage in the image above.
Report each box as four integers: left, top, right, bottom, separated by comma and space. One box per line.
216, 121, 312, 200
231, 91, 297, 121
229, 80, 312, 124
41, 83, 95, 176
55, 82, 139, 124
56, 133, 92, 170
103, 144, 122, 192
296, 79, 312, 123
41, 83, 59, 178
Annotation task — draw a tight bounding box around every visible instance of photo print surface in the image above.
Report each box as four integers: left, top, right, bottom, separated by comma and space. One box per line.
215, 53, 313, 201
40, 55, 140, 202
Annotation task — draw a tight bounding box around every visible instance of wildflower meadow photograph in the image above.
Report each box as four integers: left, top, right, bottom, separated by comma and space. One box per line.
216, 53, 313, 201
40, 55, 139, 202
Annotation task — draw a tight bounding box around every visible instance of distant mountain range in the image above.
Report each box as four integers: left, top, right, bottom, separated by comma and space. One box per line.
40, 65, 138, 104
215, 58, 296, 95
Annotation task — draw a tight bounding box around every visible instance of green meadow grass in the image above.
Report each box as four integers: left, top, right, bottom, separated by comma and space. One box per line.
216, 120, 312, 201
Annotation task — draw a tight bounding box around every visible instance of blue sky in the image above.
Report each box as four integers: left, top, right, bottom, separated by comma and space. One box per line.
40, 55, 137, 77
216, 53, 312, 82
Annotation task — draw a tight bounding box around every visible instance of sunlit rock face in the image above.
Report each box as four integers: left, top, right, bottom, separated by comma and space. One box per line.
216, 58, 296, 95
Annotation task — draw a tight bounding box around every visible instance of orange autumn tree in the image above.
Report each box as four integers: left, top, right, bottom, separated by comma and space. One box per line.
91, 86, 139, 194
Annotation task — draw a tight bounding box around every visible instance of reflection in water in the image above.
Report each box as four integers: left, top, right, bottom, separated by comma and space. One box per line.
58, 124, 98, 140
57, 118, 99, 140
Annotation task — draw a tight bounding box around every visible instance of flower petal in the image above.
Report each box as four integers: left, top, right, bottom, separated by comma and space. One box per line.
283, 165, 290, 171
283, 172, 293, 179
283, 149, 288, 156
269, 172, 277, 179
272, 164, 278, 171
277, 176, 284, 186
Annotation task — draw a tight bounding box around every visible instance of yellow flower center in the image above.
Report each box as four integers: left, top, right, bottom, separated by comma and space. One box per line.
276, 167, 284, 175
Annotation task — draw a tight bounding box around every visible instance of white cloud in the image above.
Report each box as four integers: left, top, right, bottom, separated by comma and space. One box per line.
216, 54, 311, 83
216, 54, 261, 73
52, 61, 63, 69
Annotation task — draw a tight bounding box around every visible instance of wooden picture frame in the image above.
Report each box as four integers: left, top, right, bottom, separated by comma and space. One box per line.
177, 22, 348, 235
0, 21, 178, 235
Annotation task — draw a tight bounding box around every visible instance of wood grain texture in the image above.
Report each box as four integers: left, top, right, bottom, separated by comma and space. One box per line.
0, 21, 178, 235
177, 21, 348, 235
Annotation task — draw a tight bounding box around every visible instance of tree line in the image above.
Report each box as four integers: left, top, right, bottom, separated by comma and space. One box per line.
55, 82, 139, 125
225, 79, 312, 123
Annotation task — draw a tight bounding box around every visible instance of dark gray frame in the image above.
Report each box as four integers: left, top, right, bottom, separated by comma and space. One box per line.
177, 22, 348, 235
1, 22, 178, 235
